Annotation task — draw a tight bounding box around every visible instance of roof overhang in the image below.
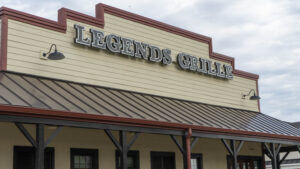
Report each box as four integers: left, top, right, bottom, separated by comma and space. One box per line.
0, 104, 299, 145
0, 71, 298, 145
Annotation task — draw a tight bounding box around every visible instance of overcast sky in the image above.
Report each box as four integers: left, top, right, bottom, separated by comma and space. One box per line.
1, 0, 300, 122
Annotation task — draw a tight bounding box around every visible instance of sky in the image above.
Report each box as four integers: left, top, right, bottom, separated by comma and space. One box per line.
1, 0, 300, 122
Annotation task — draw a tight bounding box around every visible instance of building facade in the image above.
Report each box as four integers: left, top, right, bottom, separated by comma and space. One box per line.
0, 3, 299, 169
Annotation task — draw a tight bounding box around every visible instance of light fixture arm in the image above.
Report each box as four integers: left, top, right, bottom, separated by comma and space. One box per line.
43, 44, 57, 57
242, 89, 256, 99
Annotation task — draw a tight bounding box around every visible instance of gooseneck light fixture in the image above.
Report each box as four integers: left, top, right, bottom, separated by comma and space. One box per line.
242, 89, 261, 100
42, 44, 65, 60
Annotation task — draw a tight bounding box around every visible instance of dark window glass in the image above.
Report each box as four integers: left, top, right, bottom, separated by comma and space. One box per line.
115, 151, 139, 169
227, 156, 262, 169
151, 152, 175, 169
13, 146, 54, 169
191, 154, 203, 169
71, 148, 98, 169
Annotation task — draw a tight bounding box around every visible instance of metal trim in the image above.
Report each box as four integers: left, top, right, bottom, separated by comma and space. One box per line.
193, 132, 300, 145
0, 114, 184, 136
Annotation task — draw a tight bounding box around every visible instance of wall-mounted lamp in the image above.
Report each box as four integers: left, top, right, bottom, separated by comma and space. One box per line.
42, 44, 65, 60
242, 89, 261, 100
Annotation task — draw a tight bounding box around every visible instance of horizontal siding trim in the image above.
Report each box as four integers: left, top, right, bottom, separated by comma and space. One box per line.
103, 14, 209, 49
7, 64, 259, 111
69, 18, 209, 53
69, 18, 210, 54
7, 57, 258, 107
6, 31, 252, 86
7, 40, 255, 88
8, 19, 209, 59
7, 54, 257, 104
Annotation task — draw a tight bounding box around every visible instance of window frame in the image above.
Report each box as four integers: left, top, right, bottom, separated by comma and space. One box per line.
70, 148, 99, 169
115, 150, 140, 169
226, 155, 263, 169
150, 151, 176, 169
191, 153, 203, 169
13, 146, 55, 169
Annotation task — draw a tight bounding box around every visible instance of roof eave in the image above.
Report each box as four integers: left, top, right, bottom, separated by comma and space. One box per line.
0, 104, 299, 145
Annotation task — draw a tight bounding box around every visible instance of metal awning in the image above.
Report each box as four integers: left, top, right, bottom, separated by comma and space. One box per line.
0, 71, 299, 143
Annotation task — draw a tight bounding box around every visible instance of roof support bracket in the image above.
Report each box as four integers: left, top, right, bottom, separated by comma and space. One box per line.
15, 123, 63, 169
170, 128, 194, 169
15, 123, 37, 147
263, 143, 281, 169
104, 129, 122, 151
279, 151, 290, 164
191, 137, 199, 150
221, 139, 244, 169
44, 125, 63, 147
104, 130, 140, 169
170, 135, 186, 154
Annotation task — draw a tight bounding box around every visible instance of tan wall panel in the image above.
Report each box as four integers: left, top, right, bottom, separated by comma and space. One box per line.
0, 123, 262, 169
6, 50, 256, 102
8, 20, 208, 62
104, 14, 209, 52
71, 17, 210, 59
6, 16, 259, 111
6, 29, 251, 87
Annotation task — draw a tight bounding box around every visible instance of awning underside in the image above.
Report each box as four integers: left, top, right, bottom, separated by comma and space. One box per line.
0, 71, 299, 137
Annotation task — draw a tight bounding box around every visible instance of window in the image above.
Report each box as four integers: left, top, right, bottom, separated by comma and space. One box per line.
115, 150, 139, 169
227, 155, 262, 169
151, 151, 175, 169
13, 146, 54, 169
71, 148, 98, 169
191, 153, 203, 169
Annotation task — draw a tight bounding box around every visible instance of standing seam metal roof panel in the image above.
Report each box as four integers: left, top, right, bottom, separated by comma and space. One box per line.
1, 71, 300, 137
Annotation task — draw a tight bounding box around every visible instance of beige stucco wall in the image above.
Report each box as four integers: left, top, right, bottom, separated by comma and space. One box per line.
6, 12, 259, 112
0, 122, 262, 169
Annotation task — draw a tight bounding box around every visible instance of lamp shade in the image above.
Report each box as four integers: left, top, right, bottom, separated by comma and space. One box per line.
250, 95, 261, 100
47, 50, 65, 60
